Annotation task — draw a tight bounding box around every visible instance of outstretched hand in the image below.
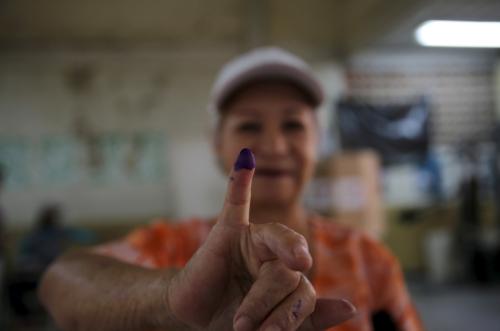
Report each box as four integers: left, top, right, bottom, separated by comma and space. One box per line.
167, 148, 355, 330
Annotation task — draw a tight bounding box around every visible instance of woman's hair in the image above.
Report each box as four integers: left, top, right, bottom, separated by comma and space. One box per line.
208, 47, 324, 127
216, 78, 318, 128
220, 78, 317, 112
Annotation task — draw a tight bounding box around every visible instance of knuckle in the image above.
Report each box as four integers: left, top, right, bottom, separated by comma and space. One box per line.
285, 313, 299, 329
261, 222, 308, 249
272, 224, 305, 245
302, 276, 317, 298
241, 298, 272, 321
297, 296, 315, 318
265, 261, 301, 290
254, 222, 281, 238
273, 279, 318, 330
282, 270, 301, 289
272, 312, 296, 331
270, 221, 288, 234
304, 283, 317, 308
287, 232, 307, 248
239, 290, 281, 323
303, 294, 316, 315
297, 234, 308, 246
297, 278, 317, 316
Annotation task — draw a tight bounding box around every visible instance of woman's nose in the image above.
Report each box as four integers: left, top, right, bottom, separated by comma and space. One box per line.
258, 129, 288, 155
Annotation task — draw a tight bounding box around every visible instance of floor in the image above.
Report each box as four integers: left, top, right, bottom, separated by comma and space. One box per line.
2, 283, 500, 330
409, 283, 500, 331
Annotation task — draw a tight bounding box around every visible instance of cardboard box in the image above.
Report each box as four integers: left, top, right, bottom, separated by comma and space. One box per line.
308, 150, 384, 238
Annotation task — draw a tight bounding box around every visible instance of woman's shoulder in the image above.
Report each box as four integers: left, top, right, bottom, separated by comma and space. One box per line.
310, 214, 365, 244
93, 217, 214, 268
127, 217, 214, 245
311, 215, 396, 265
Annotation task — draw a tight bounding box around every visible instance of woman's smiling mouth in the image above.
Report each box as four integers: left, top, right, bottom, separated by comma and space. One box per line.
255, 168, 293, 178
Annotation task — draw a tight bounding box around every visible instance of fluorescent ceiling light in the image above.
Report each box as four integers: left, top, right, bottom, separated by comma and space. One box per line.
415, 20, 500, 48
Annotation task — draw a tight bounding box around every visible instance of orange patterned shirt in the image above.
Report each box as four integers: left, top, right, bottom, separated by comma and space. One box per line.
97, 216, 424, 331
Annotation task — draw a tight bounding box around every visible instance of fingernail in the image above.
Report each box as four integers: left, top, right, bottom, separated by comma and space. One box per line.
341, 298, 357, 315
265, 325, 281, 331
234, 315, 253, 331
234, 148, 255, 171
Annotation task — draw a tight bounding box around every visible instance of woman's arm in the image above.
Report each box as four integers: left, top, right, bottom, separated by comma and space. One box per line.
38, 249, 185, 331
39, 149, 355, 331
361, 237, 425, 331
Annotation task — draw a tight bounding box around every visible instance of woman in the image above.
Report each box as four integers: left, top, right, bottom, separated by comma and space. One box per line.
39, 48, 424, 331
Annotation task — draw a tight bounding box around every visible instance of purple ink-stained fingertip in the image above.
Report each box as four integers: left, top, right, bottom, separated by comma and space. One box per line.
234, 148, 255, 171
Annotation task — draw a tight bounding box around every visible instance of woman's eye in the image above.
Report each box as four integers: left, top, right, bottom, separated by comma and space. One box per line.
237, 122, 261, 133
283, 120, 305, 132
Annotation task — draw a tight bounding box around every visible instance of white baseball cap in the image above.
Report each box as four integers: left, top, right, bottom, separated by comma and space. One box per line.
208, 47, 324, 115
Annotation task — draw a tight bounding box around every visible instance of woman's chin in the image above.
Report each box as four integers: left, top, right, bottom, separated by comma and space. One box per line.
251, 180, 297, 206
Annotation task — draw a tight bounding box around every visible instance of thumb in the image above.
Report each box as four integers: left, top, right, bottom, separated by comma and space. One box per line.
219, 148, 255, 227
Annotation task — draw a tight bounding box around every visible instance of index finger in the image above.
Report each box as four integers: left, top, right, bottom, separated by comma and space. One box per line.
219, 148, 255, 228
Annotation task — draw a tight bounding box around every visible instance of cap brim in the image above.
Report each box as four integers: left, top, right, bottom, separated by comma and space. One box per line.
213, 63, 324, 111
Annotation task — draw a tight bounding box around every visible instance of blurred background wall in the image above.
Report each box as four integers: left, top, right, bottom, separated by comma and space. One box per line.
1, 0, 500, 330
1, 0, 498, 224
0, 50, 229, 224
0, 0, 356, 227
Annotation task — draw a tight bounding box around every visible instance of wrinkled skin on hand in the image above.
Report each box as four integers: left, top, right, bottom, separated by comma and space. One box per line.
167, 149, 355, 331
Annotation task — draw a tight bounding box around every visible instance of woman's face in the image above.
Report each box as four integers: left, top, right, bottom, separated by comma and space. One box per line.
216, 82, 318, 207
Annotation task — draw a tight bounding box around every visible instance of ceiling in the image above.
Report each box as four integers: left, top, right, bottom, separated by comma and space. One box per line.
0, 0, 499, 54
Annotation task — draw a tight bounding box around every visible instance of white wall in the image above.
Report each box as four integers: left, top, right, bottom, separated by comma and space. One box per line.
1, 47, 497, 226
347, 48, 498, 145
312, 62, 347, 155
0, 49, 234, 227
0, 48, 345, 228
346, 48, 498, 207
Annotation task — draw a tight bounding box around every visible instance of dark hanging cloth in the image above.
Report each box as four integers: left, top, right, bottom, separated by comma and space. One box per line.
336, 97, 431, 164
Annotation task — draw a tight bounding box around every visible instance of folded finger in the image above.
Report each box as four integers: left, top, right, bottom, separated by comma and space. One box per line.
299, 298, 356, 331
258, 274, 316, 331
233, 260, 301, 331
250, 222, 312, 272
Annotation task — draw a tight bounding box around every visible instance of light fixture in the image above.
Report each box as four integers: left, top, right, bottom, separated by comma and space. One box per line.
415, 20, 500, 48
